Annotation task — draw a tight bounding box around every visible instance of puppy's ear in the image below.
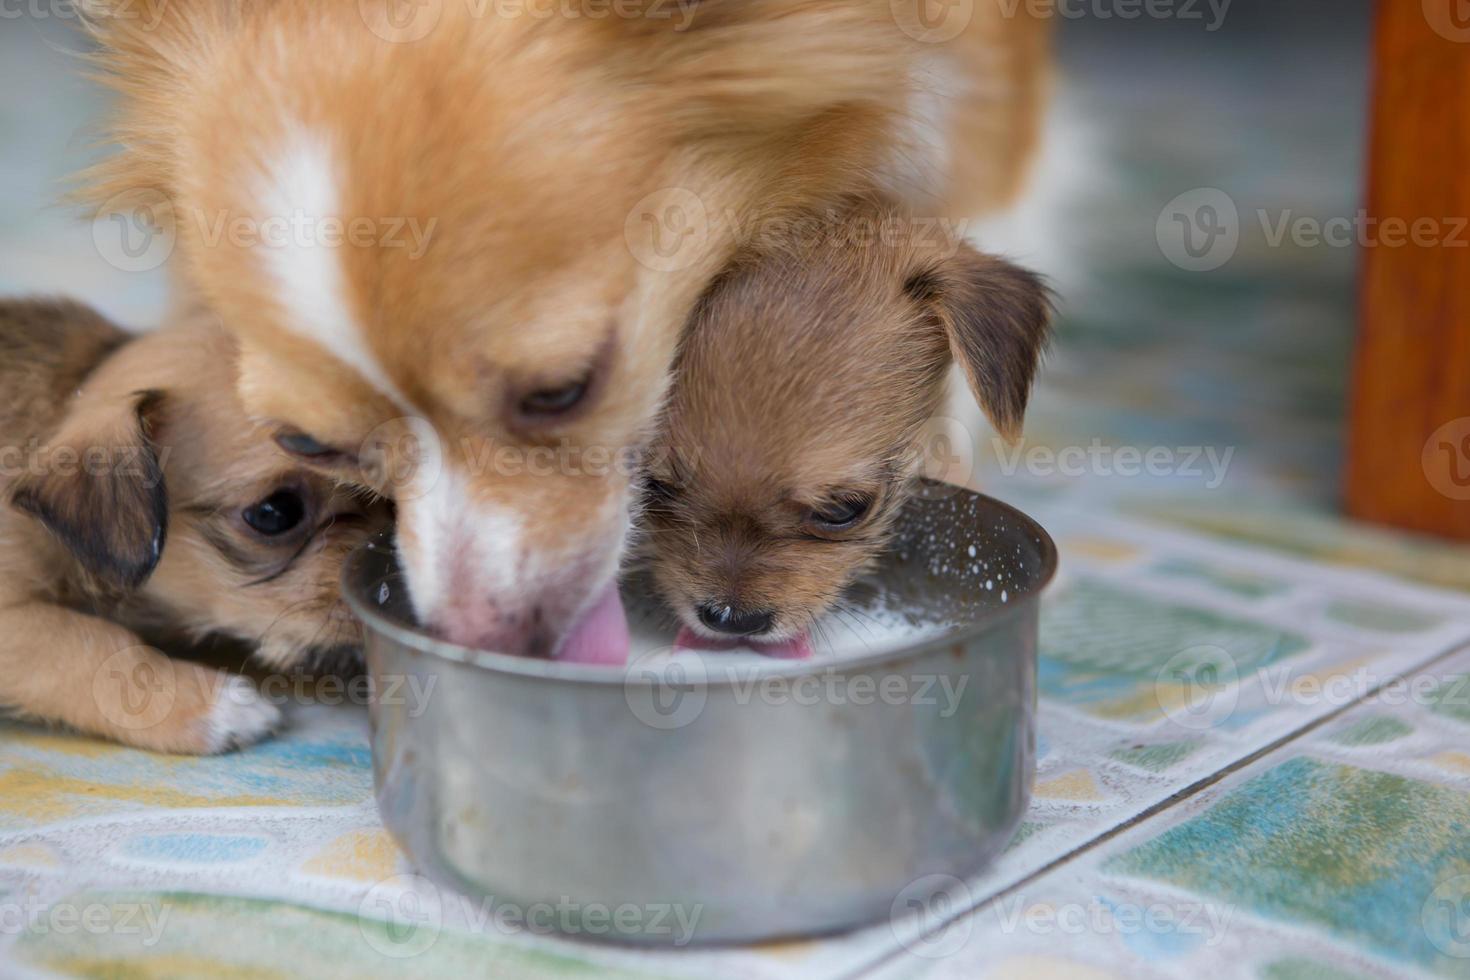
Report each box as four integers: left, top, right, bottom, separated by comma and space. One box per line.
905, 246, 1053, 443
10, 391, 168, 591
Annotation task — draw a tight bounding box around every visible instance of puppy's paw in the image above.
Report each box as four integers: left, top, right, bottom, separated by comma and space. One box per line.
196, 675, 283, 754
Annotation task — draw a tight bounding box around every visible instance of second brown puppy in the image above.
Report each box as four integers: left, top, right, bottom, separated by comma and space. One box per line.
642, 200, 1051, 653
0, 300, 386, 753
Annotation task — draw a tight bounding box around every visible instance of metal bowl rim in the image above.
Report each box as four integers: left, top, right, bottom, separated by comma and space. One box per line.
343, 486, 1057, 688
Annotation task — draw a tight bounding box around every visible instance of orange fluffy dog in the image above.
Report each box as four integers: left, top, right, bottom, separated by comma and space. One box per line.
80, 0, 1048, 661
1, 299, 384, 753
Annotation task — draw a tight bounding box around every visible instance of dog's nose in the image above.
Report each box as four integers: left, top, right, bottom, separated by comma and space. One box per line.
696, 602, 774, 637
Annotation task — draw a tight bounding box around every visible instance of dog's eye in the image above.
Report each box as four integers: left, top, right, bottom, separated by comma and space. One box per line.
518, 378, 589, 418
807, 495, 872, 532
275, 430, 341, 460
242, 490, 307, 536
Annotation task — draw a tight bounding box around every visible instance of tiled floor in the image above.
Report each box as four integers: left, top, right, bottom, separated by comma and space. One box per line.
7, 499, 1470, 979
5, 4, 1470, 979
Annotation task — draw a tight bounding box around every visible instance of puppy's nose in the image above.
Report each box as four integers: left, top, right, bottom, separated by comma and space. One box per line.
697, 602, 774, 637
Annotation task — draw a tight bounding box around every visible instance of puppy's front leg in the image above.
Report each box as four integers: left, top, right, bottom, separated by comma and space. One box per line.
0, 602, 280, 754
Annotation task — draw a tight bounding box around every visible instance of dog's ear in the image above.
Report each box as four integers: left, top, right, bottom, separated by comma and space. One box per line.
905, 246, 1053, 443
10, 391, 168, 591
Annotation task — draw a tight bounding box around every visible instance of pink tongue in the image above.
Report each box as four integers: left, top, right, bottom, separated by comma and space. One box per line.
674, 627, 813, 660
554, 582, 630, 666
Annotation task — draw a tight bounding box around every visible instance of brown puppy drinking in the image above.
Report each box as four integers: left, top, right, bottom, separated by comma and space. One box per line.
0, 299, 385, 753
641, 199, 1051, 657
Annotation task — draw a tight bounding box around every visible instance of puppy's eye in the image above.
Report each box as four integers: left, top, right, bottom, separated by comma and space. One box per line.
275, 430, 341, 461
242, 490, 307, 536
806, 495, 873, 533
518, 377, 590, 418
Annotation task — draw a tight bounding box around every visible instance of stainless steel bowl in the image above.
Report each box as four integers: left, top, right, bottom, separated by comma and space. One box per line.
344, 482, 1056, 944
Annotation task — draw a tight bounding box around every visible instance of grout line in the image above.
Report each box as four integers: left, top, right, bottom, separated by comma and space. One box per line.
840, 637, 1470, 980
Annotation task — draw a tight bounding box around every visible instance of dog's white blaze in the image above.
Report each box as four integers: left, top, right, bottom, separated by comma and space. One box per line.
255, 132, 411, 410
398, 460, 525, 626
